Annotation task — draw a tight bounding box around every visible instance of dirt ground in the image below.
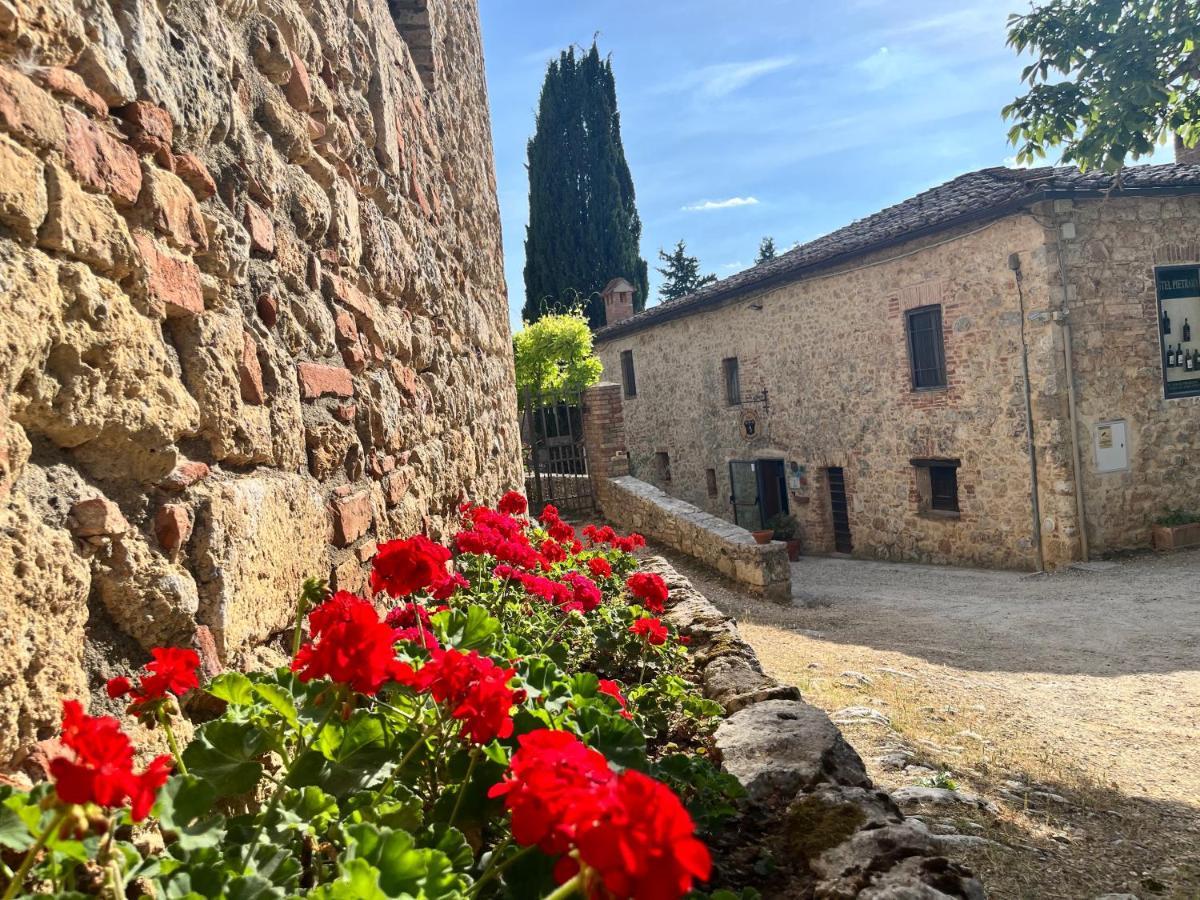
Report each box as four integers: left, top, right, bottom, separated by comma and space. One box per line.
649, 546, 1200, 900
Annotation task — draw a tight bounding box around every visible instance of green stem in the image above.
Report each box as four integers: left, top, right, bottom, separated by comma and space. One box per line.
468, 840, 534, 897
241, 694, 341, 872
2, 808, 68, 900
447, 749, 480, 829
372, 718, 437, 805
292, 578, 327, 658
158, 709, 188, 775
542, 873, 582, 900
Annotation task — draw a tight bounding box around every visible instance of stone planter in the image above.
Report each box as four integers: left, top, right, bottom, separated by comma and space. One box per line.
1152, 521, 1200, 551
785, 538, 802, 561
751, 529, 773, 545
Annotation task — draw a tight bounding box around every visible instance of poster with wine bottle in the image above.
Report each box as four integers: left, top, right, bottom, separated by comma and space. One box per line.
1155, 265, 1200, 399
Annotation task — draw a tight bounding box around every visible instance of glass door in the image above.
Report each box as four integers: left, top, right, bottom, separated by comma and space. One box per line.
729, 461, 762, 530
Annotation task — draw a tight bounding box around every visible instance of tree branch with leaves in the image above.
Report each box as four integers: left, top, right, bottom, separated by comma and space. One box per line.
1004, 0, 1200, 172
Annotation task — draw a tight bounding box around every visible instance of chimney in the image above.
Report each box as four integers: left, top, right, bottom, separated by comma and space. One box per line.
601, 277, 636, 326
1175, 134, 1200, 165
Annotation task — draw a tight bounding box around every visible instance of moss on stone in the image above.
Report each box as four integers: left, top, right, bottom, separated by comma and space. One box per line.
784, 794, 866, 859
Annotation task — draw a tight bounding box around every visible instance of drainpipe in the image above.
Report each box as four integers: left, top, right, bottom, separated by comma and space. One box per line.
1052, 233, 1090, 562
1008, 253, 1046, 572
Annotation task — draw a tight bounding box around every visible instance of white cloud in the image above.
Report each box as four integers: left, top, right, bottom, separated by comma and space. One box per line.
660, 57, 797, 99
682, 196, 760, 212
721, 260, 746, 270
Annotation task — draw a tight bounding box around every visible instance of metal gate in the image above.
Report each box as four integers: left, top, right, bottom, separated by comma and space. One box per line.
519, 386, 594, 514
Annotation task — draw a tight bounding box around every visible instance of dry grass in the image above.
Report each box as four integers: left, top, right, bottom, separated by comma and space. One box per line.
643, 547, 1200, 900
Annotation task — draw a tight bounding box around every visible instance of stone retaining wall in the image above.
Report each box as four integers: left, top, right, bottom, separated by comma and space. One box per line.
603, 475, 792, 601
644, 556, 986, 898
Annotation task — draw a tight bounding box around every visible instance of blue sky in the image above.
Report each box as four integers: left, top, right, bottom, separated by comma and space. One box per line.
478, 0, 1166, 331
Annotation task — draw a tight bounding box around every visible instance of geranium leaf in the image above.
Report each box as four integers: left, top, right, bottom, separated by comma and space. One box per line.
207, 672, 255, 706
181, 721, 267, 798
435, 604, 500, 652
308, 858, 389, 899
253, 682, 300, 729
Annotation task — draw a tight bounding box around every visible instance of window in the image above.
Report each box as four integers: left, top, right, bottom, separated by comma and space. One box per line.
620, 350, 637, 398
654, 451, 671, 483
722, 357, 741, 405
929, 466, 959, 512
705, 468, 718, 497
913, 458, 960, 516
905, 305, 946, 390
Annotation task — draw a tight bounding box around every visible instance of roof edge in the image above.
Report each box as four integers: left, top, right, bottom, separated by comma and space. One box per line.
594, 179, 1200, 343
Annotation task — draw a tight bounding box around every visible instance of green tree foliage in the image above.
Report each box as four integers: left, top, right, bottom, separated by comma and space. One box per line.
755, 236, 777, 265
523, 43, 649, 327
513, 311, 603, 398
1003, 0, 1200, 171
656, 240, 716, 303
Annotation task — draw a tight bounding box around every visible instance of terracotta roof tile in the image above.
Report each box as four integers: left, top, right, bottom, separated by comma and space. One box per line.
596, 163, 1200, 340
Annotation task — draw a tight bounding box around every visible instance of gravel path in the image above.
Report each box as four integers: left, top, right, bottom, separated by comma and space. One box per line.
645, 544, 1200, 898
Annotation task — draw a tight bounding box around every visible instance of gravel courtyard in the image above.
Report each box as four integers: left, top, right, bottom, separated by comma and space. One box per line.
652, 546, 1200, 899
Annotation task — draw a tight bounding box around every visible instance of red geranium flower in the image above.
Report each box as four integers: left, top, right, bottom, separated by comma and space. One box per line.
498, 490, 528, 516
613, 532, 647, 552
106, 647, 200, 717
371, 535, 452, 598
392, 626, 441, 652
586, 557, 613, 579
431, 570, 469, 601
292, 592, 414, 695
385, 600, 433, 631
548, 519, 576, 544
630, 616, 668, 646
598, 679, 632, 720
49, 701, 172, 822
413, 649, 519, 743
575, 769, 712, 899
626, 572, 669, 613
561, 572, 602, 613
540, 539, 568, 563
488, 729, 616, 855
491, 729, 710, 899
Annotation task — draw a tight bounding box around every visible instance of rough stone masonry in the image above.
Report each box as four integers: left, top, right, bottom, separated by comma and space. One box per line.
0, 0, 521, 764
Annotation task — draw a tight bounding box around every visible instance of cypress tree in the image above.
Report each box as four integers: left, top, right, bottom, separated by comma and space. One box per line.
523, 43, 648, 328
756, 236, 777, 264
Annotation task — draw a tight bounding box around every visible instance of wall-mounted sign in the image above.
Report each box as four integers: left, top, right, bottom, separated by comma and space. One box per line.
1156, 265, 1200, 399
740, 409, 758, 440
1094, 420, 1128, 473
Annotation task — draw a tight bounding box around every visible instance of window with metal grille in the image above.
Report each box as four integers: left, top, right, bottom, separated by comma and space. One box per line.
912, 458, 960, 516
620, 350, 636, 398
928, 465, 959, 512
722, 357, 740, 405
905, 305, 946, 390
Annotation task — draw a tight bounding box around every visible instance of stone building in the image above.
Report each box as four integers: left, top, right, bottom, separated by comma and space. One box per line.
596, 163, 1200, 571
0, 0, 520, 761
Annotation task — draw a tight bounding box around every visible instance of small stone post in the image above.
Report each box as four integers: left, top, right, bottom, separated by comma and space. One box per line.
581, 381, 629, 514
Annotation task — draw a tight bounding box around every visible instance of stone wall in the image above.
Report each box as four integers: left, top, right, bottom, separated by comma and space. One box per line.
0, 0, 520, 763
596, 213, 1082, 571
1055, 195, 1200, 554
603, 476, 791, 601
647, 557, 984, 898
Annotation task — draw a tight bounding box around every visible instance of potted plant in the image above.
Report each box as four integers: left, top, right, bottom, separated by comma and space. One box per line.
751, 527, 774, 545
767, 513, 803, 561
1151, 510, 1200, 551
